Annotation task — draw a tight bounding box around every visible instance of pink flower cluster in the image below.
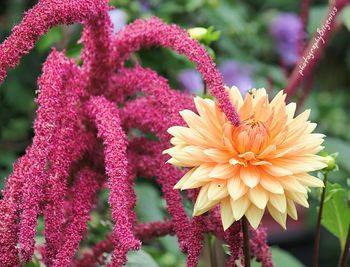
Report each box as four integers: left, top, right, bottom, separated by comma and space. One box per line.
0, 0, 272, 266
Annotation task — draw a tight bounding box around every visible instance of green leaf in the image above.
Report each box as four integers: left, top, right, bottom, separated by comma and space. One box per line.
251, 247, 304, 267
323, 137, 350, 173
322, 183, 350, 251
126, 250, 159, 267
271, 247, 305, 267
341, 6, 350, 32
36, 26, 63, 52
135, 183, 164, 223
308, 5, 328, 33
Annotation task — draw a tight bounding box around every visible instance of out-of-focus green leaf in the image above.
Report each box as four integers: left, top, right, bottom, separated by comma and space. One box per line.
323, 137, 350, 173
252, 247, 304, 267
308, 5, 328, 33
322, 183, 350, 251
65, 44, 83, 59
22, 256, 42, 267
126, 250, 159, 267
36, 26, 63, 52
185, 0, 205, 12
341, 6, 350, 32
135, 182, 164, 222
1, 118, 31, 140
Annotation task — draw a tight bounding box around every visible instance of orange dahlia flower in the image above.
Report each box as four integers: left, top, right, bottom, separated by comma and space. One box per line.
164, 87, 326, 230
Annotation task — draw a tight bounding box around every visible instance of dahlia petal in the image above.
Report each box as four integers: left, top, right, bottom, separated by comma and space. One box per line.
271, 156, 327, 173
228, 178, 247, 200
240, 166, 260, 188
249, 186, 268, 210
277, 176, 307, 193
286, 199, 298, 220
267, 203, 287, 229
182, 178, 207, 190
261, 164, 293, 176
285, 191, 309, 208
231, 195, 250, 220
251, 160, 272, 166
170, 137, 186, 146
227, 86, 244, 109
179, 109, 206, 130
223, 137, 236, 155
269, 90, 285, 109
190, 164, 214, 181
289, 109, 311, 126
168, 126, 209, 147
193, 185, 219, 216
183, 146, 211, 162
283, 123, 312, 145
209, 164, 236, 179
229, 158, 246, 166
254, 96, 271, 123
239, 152, 256, 161
245, 205, 264, 229
260, 176, 284, 194
208, 181, 229, 200
294, 173, 324, 187
167, 149, 203, 166
306, 122, 317, 133
194, 97, 222, 132
204, 148, 232, 163
166, 158, 190, 167
221, 198, 235, 230
197, 127, 226, 149
257, 145, 276, 158
237, 131, 249, 153
239, 93, 253, 120
285, 102, 296, 120
268, 193, 286, 213
174, 168, 196, 189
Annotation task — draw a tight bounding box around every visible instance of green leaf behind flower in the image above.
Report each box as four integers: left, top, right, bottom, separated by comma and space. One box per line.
322, 183, 350, 251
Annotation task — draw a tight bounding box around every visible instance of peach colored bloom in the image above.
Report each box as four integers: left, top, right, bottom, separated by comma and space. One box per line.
164, 87, 326, 230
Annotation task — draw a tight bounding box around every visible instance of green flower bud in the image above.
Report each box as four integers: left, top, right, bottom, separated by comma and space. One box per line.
321, 152, 338, 172
188, 27, 208, 41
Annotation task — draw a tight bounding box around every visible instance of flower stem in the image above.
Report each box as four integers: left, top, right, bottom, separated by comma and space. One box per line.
338, 225, 350, 267
313, 173, 328, 267
203, 234, 214, 267
242, 216, 251, 267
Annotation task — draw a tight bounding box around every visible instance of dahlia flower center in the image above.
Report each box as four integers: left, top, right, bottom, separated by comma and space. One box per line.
234, 118, 269, 156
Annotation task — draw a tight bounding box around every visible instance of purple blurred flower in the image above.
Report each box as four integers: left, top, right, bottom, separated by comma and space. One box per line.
218, 60, 252, 95
139, 0, 151, 12
109, 9, 127, 34
269, 12, 302, 66
177, 69, 204, 94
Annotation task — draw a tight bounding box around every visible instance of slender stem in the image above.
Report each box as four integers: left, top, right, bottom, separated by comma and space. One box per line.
338, 225, 350, 267
242, 217, 251, 267
203, 234, 214, 267
313, 174, 328, 267
300, 0, 311, 51
213, 238, 226, 267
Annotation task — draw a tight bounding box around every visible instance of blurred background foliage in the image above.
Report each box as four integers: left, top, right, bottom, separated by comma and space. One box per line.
1, 0, 350, 266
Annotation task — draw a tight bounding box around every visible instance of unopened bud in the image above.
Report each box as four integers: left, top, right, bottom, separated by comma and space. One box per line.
321, 153, 338, 172
188, 27, 208, 41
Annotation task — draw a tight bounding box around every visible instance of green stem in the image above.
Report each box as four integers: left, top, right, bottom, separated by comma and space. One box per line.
338, 225, 350, 267
313, 173, 328, 267
203, 234, 214, 267
242, 216, 251, 267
